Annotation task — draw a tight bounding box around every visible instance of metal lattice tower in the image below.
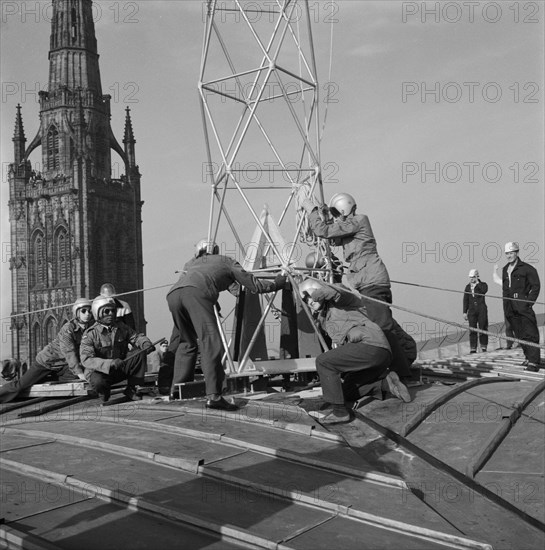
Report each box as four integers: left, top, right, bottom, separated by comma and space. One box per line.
198, 0, 332, 373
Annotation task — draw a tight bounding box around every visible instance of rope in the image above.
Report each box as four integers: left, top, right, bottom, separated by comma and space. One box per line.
307, 275, 545, 351
391, 280, 545, 307
0, 283, 174, 322
319, 5, 335, 144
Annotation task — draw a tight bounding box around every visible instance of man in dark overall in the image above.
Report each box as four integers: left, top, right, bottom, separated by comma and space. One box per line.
299, 279, 412, 425
501, 242, 541, 371
166, 239, 287, 410
0, 298, 93, 403
463, 269, 489, 353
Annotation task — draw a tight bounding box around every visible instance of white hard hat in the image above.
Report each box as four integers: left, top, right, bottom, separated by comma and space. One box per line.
298, 279, 324, 300
195, 239, 219, 257
72, 297, 92, 317
504, 242, 519, 253
468, 269, 479, 278
91, 296, 117, 320
328, 193, 356, 217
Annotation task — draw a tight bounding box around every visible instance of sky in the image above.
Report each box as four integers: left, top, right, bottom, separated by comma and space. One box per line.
1, 0, 544, 355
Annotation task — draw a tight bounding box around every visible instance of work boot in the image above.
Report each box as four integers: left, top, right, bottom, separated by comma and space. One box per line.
383, 371, 412, 403
525, 362, 542, 373
205, 396, 238, 411
123, 386, 142, 401
98, 386, 111, 404
481, 348, 487, 353
320, 406, 352, 425
470, 349, 477, 354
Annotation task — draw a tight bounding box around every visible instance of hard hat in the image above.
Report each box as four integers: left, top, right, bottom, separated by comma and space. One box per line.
305, 252, 326, 269
195, 238, 219, 257
504, 242, 519, 253
72, 297, 92, 317
298, 279, 324, 300
468, 269, 479, 278
100, 283, 117, 297
328, 192, 356, 217
91, 296, 117, 320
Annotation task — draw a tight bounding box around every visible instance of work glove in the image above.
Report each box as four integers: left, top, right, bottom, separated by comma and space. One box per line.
301, 198, 317, 215
319, 204, 330, 217
463, 313, 468, 321
142, 340, 155, 351
273, 273, 287, 291
111, 358, 125, 369
346, 327, 365, 343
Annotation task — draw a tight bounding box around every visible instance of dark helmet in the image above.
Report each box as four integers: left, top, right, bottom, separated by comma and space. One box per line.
305, 252, 326, 269
100, 283, 117, 297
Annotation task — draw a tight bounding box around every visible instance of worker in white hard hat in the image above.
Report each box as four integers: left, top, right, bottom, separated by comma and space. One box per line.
166, 239, 288, 410
463, 269, 489, 353
0, 298, 93, 403
297, 279, 411, 425
80, 296, 155, 403
492, 264, 516, 350
500, 242, 541, 371
301, 192, 413, 380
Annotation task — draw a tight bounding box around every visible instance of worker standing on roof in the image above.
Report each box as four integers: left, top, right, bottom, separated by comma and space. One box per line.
0, 298, 93, 403
501, 242, 541, 371
166, 239, 287, 410
463, 269, 489, 353
301, 192, 412, 379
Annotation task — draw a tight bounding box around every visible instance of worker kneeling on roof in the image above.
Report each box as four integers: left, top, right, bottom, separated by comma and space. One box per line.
299, 279, 412, 425
80, 296, 154, 404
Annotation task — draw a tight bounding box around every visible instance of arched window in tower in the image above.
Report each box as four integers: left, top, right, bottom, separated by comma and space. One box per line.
45, 316, 57, 345
54, 226, 70, 285
46, 126, 59, 171
32, 322, 41, 356
32, 230, 47, 288
71, 7, 77, 42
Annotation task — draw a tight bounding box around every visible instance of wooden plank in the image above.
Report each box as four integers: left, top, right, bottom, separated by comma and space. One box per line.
254, 358, 317, 375
28, 381, 88, 397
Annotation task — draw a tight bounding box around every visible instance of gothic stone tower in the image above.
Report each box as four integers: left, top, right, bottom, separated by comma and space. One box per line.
8, 0, 145, 364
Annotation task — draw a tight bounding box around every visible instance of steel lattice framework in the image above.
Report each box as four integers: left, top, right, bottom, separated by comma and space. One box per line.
198, 0, 332, 373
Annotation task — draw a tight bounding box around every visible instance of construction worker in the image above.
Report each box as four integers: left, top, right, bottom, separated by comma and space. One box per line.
463, 269, 489, 353
98, 282, 136, 329
166, 239, 287, 410
493, 264, 516, 349
0, 298, 93, 403
80, 296, 154, 403
501, 242, 541, 371
298, 279, 411, 425
301, 192, 412, 378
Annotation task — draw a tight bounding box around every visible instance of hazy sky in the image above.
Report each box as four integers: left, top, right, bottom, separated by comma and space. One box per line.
1, 1, 544, 353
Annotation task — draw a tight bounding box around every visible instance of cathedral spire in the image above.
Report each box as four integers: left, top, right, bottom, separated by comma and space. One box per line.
123, 106, 136, 167
48, 0, 102, 95
13, 104, 26, 165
